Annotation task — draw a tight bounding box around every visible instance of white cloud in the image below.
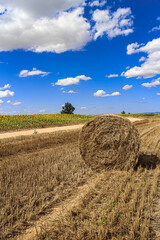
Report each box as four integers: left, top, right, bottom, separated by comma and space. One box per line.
156, 93, 160, 95
7, 100, 22, 105
57, 78, 79, 86
63, 90, 77, 94
55, 75, 91, 86
123, 38, 160, 79
68, 90, 77, 93
142, 78, 160, 88
150, 25, 160, 32
11, 102, 21, 106
0, 84, 11, 90
150, 17, 160, 32
92, 7, 133, 40
12, 101, 22, 106
0, 90, 15, 98
0, 5, 91, 53
126, 66, 130, 69
89, 0, 106, 7
19, 68, 50, 77
139, 56, 146, 62
122, 84, 133, 90
126, 42, 141, 55
0, 99, 4, 103
76, 75, 91, 80
39, 109, 46, 113
51, 83, 54, 87
94, 90, 106, 97
110, 92, 121, 96
106, 74, 119, 78
0, 0, 85, 18
0, 2, 136, 54
142, 97, 145, 100
94, 90, 121, 97
0, 6, 5, 13
80, 106, 87, 109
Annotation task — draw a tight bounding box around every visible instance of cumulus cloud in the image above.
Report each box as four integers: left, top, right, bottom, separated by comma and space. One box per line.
0, 0, 85, 18
142, 78, 160, 88
12, 101, 22, 106
0, 5, 5, 13
0, 90, 15, 98
63, 90, 77, 94
92, 7, 133, 40
150, 25, 160, 32
7, 100, 22, 105
0, 1, 135, 53
123, 38, 160, 79
0, 4, 91, 53
122, 84, 133, 90
139, 56, 146, 62
68, 90, 77, 93
94, 90, 121, 97
89, 0, 106, 7
149, 18, 160, 32
126, 42, 141, 55
0, 99, 4, 103
55, 75, 91, 86
106, 74, 119, 78
0, 84, 11, 90
19, 68, 50, 77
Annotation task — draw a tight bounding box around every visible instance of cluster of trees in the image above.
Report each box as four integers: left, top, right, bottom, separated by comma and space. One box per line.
60, 103, 130, 115
61, 102, 75, 114
121, 111, 130, 114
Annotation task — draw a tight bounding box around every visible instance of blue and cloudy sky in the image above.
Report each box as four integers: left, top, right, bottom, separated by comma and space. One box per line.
0, 0, 160, 114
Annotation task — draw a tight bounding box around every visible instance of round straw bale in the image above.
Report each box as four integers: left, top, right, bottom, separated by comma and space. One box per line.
79, 115, 140, 171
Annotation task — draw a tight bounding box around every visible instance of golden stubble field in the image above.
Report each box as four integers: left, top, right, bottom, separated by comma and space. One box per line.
0, 117, 160, 240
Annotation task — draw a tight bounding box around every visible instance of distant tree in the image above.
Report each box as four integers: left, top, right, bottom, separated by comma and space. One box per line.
121, 110, 126, 114
61, 102, 75, 114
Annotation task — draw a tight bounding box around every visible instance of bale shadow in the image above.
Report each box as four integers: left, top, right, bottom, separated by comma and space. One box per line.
135, 153, 160, 170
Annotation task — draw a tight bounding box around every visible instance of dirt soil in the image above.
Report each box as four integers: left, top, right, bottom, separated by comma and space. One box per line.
0, 117, 142, 140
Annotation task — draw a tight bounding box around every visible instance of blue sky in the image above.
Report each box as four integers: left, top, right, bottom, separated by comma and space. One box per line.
0, 0, 160, 115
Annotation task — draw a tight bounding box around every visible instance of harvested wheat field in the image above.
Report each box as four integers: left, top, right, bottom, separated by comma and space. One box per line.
0, 117, 160, 240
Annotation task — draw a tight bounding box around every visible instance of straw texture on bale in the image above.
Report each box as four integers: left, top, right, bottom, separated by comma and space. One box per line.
79, 115, 140, 171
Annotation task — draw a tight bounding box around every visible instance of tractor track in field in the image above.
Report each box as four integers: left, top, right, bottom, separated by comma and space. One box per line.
13, 172, 106, 240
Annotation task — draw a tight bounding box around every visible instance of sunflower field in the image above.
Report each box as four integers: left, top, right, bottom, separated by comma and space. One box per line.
0, 114, 97, 131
